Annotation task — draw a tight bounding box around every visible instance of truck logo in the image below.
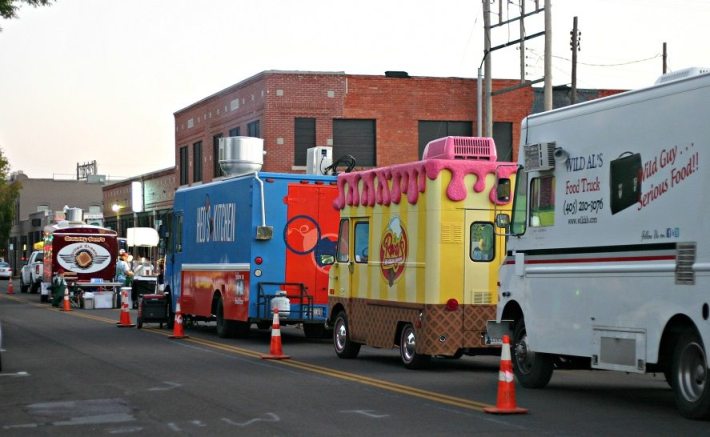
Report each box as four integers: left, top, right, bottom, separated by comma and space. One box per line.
380, 217, 408, 287
57, 242, 111, 273
284, 215, 337, 268
196, 195, 236, 243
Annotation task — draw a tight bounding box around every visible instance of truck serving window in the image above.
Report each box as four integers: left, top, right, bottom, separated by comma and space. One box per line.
354, 222, 369, 263
530, 175, 555, 227
336, 219, 350, 263
470, 222, 494, 262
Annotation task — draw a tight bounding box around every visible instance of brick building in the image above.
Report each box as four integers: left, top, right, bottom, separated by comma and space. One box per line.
173, 70, 545, 187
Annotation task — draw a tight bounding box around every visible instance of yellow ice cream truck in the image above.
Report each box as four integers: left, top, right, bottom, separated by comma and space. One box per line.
326, 136, 516, 368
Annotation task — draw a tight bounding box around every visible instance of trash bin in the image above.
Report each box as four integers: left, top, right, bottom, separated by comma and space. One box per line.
83, 292, 95, 310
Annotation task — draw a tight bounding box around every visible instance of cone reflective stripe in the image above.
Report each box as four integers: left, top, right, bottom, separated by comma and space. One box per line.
169, 301, 188, 339
7, 281, 14, 295
61, 288, 72, 312
116, 288, 135, 327
260, 308, 290, 360
484, 334, 528, 414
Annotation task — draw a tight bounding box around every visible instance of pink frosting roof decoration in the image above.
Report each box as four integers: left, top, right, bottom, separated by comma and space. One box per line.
333, 159, 517, 210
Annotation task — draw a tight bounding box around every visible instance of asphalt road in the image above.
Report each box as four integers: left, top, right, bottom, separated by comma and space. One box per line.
1, 279, 708, 436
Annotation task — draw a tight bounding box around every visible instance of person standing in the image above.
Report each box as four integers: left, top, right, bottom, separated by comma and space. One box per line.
50, 268, 67, 308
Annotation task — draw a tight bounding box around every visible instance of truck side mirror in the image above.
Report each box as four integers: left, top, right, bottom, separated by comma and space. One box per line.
496, 178, 511, 202
496, 213, 510, 228
320, 254, 335, 266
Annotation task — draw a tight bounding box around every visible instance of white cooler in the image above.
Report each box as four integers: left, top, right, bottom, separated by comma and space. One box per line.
93, 291, 114, 309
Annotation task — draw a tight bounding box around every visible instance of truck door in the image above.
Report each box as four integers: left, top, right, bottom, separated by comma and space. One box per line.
334, 217, 369, 336
463, 211, 498, 328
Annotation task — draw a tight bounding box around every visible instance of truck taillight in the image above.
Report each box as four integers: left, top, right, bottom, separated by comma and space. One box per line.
445, 298, 459, 311
35, 265, 40, 275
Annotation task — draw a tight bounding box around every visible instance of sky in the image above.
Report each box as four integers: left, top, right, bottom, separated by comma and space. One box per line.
1, 0, 709, 179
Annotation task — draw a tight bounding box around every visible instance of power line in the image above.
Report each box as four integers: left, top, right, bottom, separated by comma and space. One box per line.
528, 47, 661, 67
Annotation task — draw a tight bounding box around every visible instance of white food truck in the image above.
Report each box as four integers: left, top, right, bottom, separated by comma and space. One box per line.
487, 68, 710, 419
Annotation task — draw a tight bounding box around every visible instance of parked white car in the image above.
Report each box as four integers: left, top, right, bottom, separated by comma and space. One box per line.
0, 261, 11, 280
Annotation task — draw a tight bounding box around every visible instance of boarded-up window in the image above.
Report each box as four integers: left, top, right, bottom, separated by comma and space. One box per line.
294, 118, 316, 166
333, 119, 376, 167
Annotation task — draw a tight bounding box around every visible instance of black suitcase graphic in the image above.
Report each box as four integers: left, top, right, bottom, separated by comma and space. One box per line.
610, 152, 642, 214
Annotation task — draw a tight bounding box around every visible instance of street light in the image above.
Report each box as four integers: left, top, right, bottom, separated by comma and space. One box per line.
111, 203, 122, 237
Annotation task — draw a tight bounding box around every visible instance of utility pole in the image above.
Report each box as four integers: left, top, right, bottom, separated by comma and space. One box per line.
570, 16, 580, 104
544, 0, 552, 111
479, 1, 547, 136
483, 0, 492, 137
663, 42, 667, 74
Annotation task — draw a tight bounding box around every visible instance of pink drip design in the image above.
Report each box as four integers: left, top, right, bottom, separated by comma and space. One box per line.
333, 159, 517, 210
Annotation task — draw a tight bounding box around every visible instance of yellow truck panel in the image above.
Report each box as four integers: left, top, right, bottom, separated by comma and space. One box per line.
327, 136, 516, 368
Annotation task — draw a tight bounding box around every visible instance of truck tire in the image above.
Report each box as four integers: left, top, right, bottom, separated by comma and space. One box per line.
20, 278, 28, 293
216, 299, 230, 338
30, 281, 39, 294
333, 311, 360, 359
671, 330, 710, 419
512, 318, 554, 388
400, 323, 430, 369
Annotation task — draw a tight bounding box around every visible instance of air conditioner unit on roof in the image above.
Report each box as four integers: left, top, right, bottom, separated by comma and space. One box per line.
422, 136, 497, 161
306, 146, 333, 175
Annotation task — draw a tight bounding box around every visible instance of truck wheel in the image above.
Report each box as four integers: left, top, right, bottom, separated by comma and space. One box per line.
216, 299, 230, 338
333, 311, 360, 358
30, 281, 39, 294
20, 278, 28, 293
137, 317, 143, 329
512, 318, 554, 388
400, 323, 430, 369
671, 331, 710, 419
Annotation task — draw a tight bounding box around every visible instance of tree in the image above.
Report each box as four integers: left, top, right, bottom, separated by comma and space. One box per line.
0, 148, 21, 260
0, 0, 53, 30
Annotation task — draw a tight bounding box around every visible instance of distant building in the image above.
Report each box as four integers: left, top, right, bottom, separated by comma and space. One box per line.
8, 172, 106, 274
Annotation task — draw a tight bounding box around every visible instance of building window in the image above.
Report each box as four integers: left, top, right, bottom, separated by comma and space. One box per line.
418, 121, 472, 158
333, 119, 376, 167
228, 127, 240, 137
213, 133, 224, 178
493, 122, 513, 162
179, 145, 189, 185
193, 141, 203, 182
294, 118, 316, 166
247, 120, 260, 138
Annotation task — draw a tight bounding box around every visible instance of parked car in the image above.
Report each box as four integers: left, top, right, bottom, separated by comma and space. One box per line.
0, 262, 12, 280
20, 251, 43, 293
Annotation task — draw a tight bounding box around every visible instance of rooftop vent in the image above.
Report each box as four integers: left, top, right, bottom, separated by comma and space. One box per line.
218, 136, 265, 177
65, 207, 83, 223
422, 136, 497, 161
385, 71, 410, 78
655, 67, 710, 85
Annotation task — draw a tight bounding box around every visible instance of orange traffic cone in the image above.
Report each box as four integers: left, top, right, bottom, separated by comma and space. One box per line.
61, 288, 72, 312
116, 288, 135, 327
260, 308, 290, 360
7, 280, 14, 295
169, 301, 188, 339
484, 334, 528, 414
